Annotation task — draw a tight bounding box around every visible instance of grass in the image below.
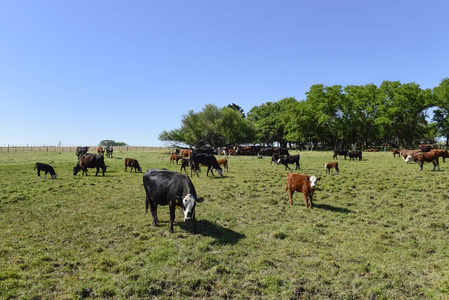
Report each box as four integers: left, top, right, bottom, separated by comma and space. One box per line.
1, 150, 449, 299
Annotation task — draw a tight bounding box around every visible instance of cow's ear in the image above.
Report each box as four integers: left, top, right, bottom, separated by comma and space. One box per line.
196, 197, 204, 203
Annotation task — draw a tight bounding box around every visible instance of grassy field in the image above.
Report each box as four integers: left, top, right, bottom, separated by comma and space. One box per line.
1, 150, 449, 299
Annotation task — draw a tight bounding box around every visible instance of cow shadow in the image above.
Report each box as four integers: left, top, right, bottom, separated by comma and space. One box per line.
179, 220, 245, 245
315, 204, 352, 213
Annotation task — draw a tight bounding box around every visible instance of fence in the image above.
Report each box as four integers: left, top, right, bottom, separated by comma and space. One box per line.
0, 145, 168, 153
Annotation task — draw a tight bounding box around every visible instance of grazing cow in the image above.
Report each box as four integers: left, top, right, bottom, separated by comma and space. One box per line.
392, 149, 400, 157
105, 146, 113, 158
399, 149, 422, 163
180, 158, 190, 173
143, 169, 204, 233
278, 155, 300, 170
324, 162, 339, 174
348, 150, 362, 161
216, 158, 229, 172
430, 149, 449, 162
190, 153, 223, 177
124, 158, 142, 173
405, 152, 440, 171
285, 173, 321, 208
170, 154, 182, 165
419, 145, 432, 152
73, 154, 107, 176
34, 162, 57, 179
97, 146, 105, 155
76, 146, 89, 158
333, 149, 348, 160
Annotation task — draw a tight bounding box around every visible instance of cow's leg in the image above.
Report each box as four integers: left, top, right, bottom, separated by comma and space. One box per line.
418, 162, 423, 171
285, 164, 291, 170
295, 162, 300, 170
169, 204, 176, 233
303, 193, 309, 208
288, 189, 294, 206
37, 169, 41, 178
95, 167, 99, 176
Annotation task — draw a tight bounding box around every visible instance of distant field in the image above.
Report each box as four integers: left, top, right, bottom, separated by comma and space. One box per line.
1, 150, 448, 299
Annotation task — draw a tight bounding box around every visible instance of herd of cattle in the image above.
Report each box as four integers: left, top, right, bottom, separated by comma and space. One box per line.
32, 144, 448, 233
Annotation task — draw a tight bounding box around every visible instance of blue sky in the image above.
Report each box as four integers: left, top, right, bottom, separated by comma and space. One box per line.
1, 1, 448, 147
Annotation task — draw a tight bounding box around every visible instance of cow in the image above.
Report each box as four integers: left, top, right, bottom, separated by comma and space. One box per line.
170, 154, 182, 165
399, 149, 422, 163
143, 169, 204, 233
180, 158, 190, 173
73, 154, 107, 176
285, 173, 321, 208
278, 155, 300, 170
348, 150, 362, 161
180, 149, 192, 158
392, 149, 400, 157
34, 162, 57, 179
333, 149, 348, 160
76, 146, 89, 158
430, 149, 449, 162
124, 158, 142, 173
258, 147, 275, 157
97, 146, 105, 155
105, 146, 113, 158
217, 147, 227, 155
324, 162, 339, 174
216, 158, 228, 172
190, 153, 223, 177
271, 153, 282, 165
237, 146, 254, 155
405, 152, 440, 171
228, 149, 237, 156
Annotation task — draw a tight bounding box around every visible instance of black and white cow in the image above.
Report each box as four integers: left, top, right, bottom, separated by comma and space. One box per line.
34, 162, 57, 179
143, 169, 204, 233
190, 153, 223, 177
106, 146, 113, 158
278, 155, 300, 170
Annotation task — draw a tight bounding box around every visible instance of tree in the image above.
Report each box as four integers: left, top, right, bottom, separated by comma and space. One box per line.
433, 78, 449, 147
227, 103, 246, 118
99, 140, 127, 147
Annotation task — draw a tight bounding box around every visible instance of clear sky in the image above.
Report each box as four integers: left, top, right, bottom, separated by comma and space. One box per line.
1, 1, 448, 147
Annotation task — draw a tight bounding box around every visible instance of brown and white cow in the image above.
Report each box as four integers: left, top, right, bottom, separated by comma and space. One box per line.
399, 149, 422, 163
124, 158, 142, 173
405, 152, 440, 171
97, 146, 105, 155
216, 158, 228, 172
324, 162, 339, 174
285, 173, 321, 208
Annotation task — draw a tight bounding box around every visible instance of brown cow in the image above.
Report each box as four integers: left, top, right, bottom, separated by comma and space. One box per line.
97, 146, 105, 155
216, 158, 228, 172
228, 149, 237, 156
285, 173, 321, 208
73, 154, 107, 176
399, 149, 422, 163
124, 158, 142, 173
180, 149, 192, 158
405, 152, 440, 171
170, 154, 182, 165
430, 149, 449, 162
392, 149, 400, 157
324, 162, 339, 174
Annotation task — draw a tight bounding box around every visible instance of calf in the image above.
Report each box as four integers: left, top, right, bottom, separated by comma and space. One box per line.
405, 152, 440, 171
285, 173, 321, 208
180, 158, 190, 173
170, 154, 182, 165
348, 150, 362, 161
34, 162, 57, 179
143, 169, 204, 233
216, 158, 228, 172
124, 158, 142, 173
278, 155, 300, 170
73, 154, 107, 176
324, 162, 339, 174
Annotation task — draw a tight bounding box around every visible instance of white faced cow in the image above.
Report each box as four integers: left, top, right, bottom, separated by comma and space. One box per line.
143, 169, 204, 233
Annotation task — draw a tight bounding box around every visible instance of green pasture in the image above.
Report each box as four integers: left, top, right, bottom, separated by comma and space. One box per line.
1, 150, 448, 299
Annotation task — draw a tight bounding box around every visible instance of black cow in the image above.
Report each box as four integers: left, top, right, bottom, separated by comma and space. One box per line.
143, 169, 204, 233
278, 155, 300, 170
34, 162, 57, 179
73, 154, 107, 176
106, 146, 113, 158
76, 146, 89, 158
180, 158, 190, 173
348, 150, 362, 161
333, 149, 349, 160
190, 153, 223, 177
271, 153, 284, 165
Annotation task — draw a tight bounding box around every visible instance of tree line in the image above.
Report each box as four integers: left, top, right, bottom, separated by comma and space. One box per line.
159, 78, 449, 149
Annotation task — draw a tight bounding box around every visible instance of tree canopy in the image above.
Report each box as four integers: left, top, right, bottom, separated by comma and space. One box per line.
159, 78, 448, 149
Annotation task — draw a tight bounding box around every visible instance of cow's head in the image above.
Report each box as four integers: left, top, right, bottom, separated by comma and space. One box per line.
179, 194, 204, 221
309, 176, 320, 188
405, 155, 414, 164
216, 167, 223, 177
52, 173, 57, 179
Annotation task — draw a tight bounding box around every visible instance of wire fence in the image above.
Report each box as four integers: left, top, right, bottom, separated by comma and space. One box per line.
0, 145, 168, 153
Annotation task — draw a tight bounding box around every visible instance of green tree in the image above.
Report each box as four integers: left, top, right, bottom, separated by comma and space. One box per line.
433, 77, 449, 147
99, 140, 127, 146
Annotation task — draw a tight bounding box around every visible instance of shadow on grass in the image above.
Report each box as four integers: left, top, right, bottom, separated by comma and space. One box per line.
315, 204, 352, 213
180, 220, 246, 245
